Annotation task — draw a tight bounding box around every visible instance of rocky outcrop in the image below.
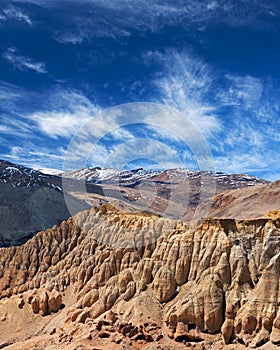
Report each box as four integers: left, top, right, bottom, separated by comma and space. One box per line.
233, 253, 280, 347
27, 288, 63, 316
0, 204, 279, 349
152, 267, 177, 303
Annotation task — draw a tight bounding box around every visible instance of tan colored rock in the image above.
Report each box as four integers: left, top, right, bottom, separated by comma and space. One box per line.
152, 267, 176, 303
27, 288, 62, 316
221, 318, 234, 344
234, 253, 280, 346
0, 204, 280, 349
271, 311, 280, 344
80, 289, 99, 308
118, 269, 133, 294
38, 290, 48, 316
48, 290, 62, 313
122, 281, 136, 301
30, 296, 40, 314
17, 297, 24, 309
134, 258, 154, 284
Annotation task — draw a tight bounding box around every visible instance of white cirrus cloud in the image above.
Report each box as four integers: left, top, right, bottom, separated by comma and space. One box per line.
3, 145, 67, 170
214, 150, 279, 180
17, 0, 278, 44
3, 48, 47, 74
0, 81, 23, 113
27, 91, 100, 138
145, 49, 280, 180
102, 138, 185, 170
30, 111, 91, 138
1, 6, 32, 25
148, 49, 221, 140
218, 74, 263, 110
0, 116, 33, 138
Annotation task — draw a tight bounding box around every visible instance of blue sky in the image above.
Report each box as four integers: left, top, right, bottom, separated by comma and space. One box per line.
0, 0, 280, 180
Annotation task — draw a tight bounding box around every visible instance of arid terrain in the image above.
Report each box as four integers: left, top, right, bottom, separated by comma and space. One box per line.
1, 0, 279, 348
0, 196, 279, 349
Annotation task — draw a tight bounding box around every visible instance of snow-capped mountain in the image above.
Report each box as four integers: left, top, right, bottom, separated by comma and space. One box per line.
63, 166, 267, 189
36, 167, 63, 176
62, 166, 269, 220
0, 160, 62, 191
63, 167, 161, 185
155, 168, 268, 189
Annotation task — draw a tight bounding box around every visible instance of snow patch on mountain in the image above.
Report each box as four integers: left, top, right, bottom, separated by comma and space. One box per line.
36, 168, 63, 176
0, 161, 62, 191
63, 167, 161, 184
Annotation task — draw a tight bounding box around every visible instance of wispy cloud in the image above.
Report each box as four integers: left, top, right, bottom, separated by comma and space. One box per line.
102, 138, 186, 170
65, 130, 195, 171
30, 111, 91, 139
3, 48, 47, 74
145, 48, 280, 180
218, 75, 263, 109
2, 145, 67, 170
55, 33, 84, 45
217, 73, 280, 142
16, 0, 279, 45
0, 115, 34, 138
0, 86, 98, 170
1, 78, 279, 179
0, 81, 23, 113
61, 101, 216, 174
27, 90, 99, 138
214, 74, 280, 180
0, 82, 36, 137
214, 150, 279, 180
148, 50, 221, 139
0, 5, 32, 25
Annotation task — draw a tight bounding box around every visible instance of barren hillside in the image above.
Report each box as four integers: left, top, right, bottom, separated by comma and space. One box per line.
0, 204, 279, 349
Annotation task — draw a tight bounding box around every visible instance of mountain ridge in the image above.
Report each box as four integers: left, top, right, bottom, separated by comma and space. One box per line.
0, 159, 275, 247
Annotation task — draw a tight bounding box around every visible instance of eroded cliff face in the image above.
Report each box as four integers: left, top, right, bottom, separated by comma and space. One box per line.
0, 205, 279, 349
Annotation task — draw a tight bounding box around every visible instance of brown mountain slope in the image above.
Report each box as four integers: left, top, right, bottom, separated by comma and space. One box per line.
67, 169, 269, 221
0, 204, 279, 349
197, 180, 280, 220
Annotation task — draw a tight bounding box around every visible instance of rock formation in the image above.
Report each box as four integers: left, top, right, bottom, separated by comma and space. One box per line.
0, 204, 279, 349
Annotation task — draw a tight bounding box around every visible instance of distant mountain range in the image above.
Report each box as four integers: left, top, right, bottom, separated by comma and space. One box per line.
62, 166, 267, 187
0, 159, 278, 246
62, 166, 270, 220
